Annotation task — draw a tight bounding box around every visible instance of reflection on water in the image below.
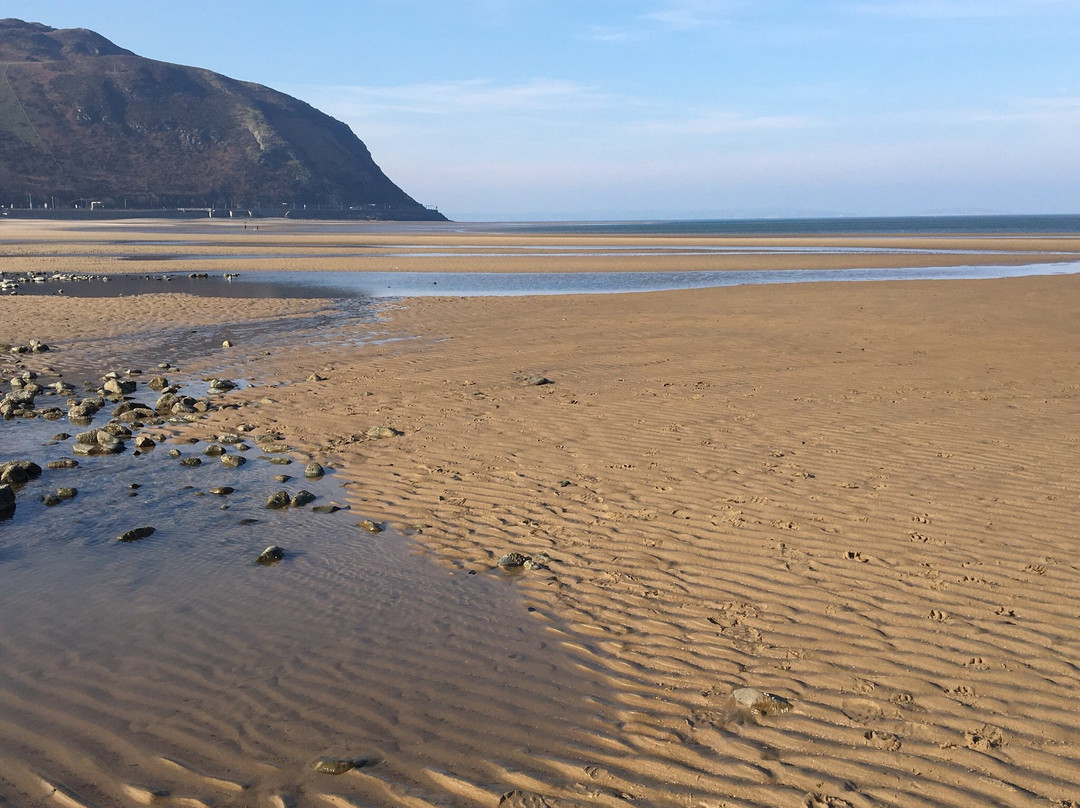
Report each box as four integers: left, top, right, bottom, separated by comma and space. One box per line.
5, 260, 1080, 301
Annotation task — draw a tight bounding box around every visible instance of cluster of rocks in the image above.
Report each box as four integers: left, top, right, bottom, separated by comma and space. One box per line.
0, 272, 104, 294
497, 550, 552, 572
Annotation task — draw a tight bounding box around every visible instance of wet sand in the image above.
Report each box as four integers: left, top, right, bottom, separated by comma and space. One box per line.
3, 221, 1080, 807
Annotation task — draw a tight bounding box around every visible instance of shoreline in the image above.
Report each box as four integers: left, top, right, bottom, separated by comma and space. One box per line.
2, 224, 1080, 807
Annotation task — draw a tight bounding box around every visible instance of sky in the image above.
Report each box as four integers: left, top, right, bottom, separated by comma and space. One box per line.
6, 1, 1080, 220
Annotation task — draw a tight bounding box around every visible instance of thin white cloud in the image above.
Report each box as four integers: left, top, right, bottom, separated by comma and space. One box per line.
636, 109, 822, 136
645, 0, 740, 30
841, 0, 1071, 19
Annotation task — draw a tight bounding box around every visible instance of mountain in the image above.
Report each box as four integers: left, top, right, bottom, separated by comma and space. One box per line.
0, 19, 446, 220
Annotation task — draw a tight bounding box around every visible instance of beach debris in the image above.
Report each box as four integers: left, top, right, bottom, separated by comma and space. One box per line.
730, 687, 792, 715
365, 425, 403, 439
522, 375, 553, 386
304, 461, 325, 478
498, 552, 530, 569
290, 490, 317, 507
356, 519, 383, 533
256, 545, 285, 565
221, 454, 247, 468
310, 756, 368, 775
265, 490, 291, 509
117, 526, 156, 543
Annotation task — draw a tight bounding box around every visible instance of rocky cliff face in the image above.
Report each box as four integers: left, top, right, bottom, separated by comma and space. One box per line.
0, 19, 445, 219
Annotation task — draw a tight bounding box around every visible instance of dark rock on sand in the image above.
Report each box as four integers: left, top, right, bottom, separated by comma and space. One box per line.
265, 490, 291, 509
497, 552, 530, 569
290, 490, 317, 507
117, 526, 156, 542
310, 757, 368, 775
256, 545, 285, 565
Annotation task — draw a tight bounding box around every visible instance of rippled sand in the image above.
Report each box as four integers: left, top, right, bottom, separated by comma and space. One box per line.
3, 221, 1080, 807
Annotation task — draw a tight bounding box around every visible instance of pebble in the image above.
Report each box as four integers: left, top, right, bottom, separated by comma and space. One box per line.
117, 526, 156, 543
357, 519, 383, 533
221, 454, 247, 468
256, 545, 284, 564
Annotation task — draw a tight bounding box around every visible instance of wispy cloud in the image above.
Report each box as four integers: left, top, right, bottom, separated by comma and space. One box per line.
840, 0, 1071, 19
645, 0, 737, 30
636, 109, 822, 136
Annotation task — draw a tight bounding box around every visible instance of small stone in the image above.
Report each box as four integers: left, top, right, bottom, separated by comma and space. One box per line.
310, 757, 367, 775
147, 376, 169, 391
168, 449, 182, 458
117, 526, 156, 543
209, 378, 237, 391
133, 436, 156, 449
221, 454, 247, 468
55, 487, 77, 500
274, 474, 291, 482
268, 457, 292, 465
304, 461, 325, 478
256, 545, 284, 565
307, 372, 327, 382
356, 519, 383, 533
103, 378, 137, 396
312, 504, 343, 514
731, 688, 792, 715
209, 486, 234, 496
204, 444, 226, 456
180, 457, 203, 467
265, 490, 291, 509
222, 339, 233, 348
46, 458, 79, 470
291, 490, 317, 507
365, 425, 402, 439
497, 552, 530, 569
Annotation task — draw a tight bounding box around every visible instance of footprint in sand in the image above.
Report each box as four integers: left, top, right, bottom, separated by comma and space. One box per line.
804, 793, 853, 808
864, 729, 902, 751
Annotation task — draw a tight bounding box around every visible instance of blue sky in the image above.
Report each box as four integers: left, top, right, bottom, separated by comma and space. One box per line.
7, 1, 1080, 220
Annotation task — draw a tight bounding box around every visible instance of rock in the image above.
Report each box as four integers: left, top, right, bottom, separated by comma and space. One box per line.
291, 490, 317, 507
274, 474, 291, 482
0, 484, 14, 509
312, 504, 343, 514
310, 757, 367, 775
46, 458, 79, 469
27, 338, 49, 353
41, 407, 65, 420
256, 545, 284, 564
523, 375, 553, 386
134, 436, 156, 449
304, 461, 325, 478
147, 376, 170, 391
55, 487, 77, 500
365, 425, 403, 439
497, 552, 530, 569
180, 457, 202, 467
268, 457, 292, 465
222, 339, 233, 348
209, 378, 237, 391
0, 460, 43, 484
356, 519, 383, 533
103, 378, 137, 396
114, 401, 153, 418
731, 688, 792, 715
220, 454, 247, 468
498, 792, 556, 808
307, 372, 327, 382
204, 444, 226, 456
117, 526, 156, 543
265, 491, 291, 509
209, 486, 234, 496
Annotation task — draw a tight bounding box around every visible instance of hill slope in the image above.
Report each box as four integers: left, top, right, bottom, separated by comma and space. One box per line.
0, 19, 445, 219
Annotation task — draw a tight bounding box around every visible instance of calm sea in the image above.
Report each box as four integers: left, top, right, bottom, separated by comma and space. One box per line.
511, 214, 1080, 237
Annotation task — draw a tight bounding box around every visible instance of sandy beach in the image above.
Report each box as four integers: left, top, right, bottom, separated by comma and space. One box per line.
2, 221, 1080, 808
